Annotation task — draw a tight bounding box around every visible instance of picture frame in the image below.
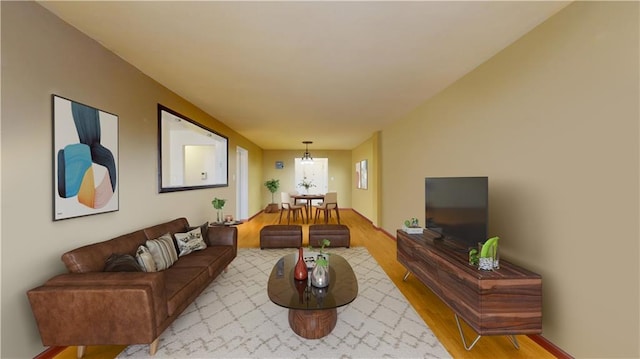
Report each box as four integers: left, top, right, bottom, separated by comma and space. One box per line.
53, 95, 119, 220
360, 159, 368, 190
158, 105, 229, 192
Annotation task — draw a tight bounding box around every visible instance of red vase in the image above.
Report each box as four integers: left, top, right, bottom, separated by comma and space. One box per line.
294, 247, 308, 280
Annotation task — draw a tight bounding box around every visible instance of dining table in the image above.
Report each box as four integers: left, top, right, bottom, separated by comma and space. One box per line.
291, 194, 325, 221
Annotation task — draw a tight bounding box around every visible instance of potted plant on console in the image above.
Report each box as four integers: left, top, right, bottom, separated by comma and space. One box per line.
402, 217, 423, 234
263, 178, 280, 213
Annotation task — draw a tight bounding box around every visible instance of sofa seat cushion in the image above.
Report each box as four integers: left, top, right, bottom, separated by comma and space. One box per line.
171, 246, 235, 278
163, 266, 209, 316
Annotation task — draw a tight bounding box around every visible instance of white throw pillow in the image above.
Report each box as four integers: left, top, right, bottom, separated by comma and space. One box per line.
174, 227, 207, 257
135, 245, 157, 272
146, 233, 179, 270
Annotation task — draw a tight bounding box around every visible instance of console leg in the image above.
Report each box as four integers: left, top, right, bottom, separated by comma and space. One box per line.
402, 270, 411, 281
508, 335, 520, 349
455, 314, 482, 351
454, 314, 521, 351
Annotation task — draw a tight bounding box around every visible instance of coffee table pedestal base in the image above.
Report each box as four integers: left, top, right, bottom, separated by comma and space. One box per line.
288, 308, 337, 339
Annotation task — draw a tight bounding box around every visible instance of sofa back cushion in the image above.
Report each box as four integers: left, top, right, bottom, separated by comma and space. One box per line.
62, 231, 147, 273
143, 218, 190, 241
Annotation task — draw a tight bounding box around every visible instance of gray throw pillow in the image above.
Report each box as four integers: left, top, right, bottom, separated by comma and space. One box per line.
104, 253, 143, 272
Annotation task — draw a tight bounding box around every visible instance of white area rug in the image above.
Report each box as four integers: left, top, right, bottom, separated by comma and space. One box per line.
118, 247, 450, 359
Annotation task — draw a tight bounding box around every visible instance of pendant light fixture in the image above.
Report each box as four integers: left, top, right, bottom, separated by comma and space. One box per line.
300, 141, 314, 164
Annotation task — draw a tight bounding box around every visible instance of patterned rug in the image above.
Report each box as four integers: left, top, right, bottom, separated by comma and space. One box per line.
118, 247, 450, 359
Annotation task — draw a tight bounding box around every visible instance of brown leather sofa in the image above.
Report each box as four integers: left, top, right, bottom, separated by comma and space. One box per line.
27, 218, 237, 357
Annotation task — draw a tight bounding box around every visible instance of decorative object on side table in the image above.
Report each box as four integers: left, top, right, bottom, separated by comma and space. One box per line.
402, 217, 423, 234
263, 178, 280, 213
211, 197, 226, 223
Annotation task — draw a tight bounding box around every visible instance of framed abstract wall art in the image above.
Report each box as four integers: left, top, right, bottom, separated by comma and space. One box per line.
53, 95, 119, 220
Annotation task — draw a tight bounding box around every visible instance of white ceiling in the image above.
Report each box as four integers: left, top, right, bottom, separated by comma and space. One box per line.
38, 1, 570, 150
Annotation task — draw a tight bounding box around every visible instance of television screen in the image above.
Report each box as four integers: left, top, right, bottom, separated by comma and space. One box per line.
425, 177, 488, 249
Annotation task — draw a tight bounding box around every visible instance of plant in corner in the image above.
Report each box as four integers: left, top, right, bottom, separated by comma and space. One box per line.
263, 179, 280, 213
211, 197, 226, 223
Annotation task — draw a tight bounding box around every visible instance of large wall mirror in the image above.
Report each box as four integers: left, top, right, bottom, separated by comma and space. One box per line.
158, 105, 228, 192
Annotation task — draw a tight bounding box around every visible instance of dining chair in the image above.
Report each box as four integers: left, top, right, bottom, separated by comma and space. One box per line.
279, 192, 306, 224
313, 192, 340, 224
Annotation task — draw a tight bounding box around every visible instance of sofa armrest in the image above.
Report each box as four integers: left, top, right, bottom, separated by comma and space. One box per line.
207, 226, 237, 249
27, 272, 167, 346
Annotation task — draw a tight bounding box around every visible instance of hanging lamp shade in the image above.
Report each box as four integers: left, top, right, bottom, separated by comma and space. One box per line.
301, 141, 314, 164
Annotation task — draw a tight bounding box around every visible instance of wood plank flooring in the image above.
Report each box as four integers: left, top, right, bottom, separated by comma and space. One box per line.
52, 210, 555, 359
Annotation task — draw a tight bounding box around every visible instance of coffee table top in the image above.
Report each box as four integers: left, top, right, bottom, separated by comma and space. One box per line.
267, 253, 358, 310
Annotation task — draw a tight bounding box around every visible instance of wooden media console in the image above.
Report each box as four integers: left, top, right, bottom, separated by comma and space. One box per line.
396, 229, 542, 350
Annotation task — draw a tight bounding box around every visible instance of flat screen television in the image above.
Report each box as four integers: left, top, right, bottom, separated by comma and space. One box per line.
425, 176, 488, 249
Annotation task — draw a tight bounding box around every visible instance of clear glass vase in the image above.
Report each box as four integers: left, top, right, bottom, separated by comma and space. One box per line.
311, 264, 329, 288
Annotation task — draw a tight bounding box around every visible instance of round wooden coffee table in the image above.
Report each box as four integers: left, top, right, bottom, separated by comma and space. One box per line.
267, 252, 358, 339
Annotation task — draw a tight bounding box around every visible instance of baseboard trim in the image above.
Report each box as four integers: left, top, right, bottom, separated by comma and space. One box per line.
528, 334, 573, 359
34, 346, 66, 359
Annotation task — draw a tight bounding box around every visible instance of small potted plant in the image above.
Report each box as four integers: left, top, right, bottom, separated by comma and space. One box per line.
402, 217, 423, 234
211, 197, 226, 223
263, 178, 280, 213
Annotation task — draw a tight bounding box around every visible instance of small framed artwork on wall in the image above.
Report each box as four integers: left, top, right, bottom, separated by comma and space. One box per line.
53, 95, 119, 220
275, 161, 284, 169
360, 159, 368, 190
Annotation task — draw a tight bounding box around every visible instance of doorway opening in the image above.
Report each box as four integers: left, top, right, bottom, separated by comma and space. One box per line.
294, 158, 328, 203
236, 146, 249, 220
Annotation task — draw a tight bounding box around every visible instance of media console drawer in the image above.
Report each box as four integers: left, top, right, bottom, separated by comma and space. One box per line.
396, 230, 542, 337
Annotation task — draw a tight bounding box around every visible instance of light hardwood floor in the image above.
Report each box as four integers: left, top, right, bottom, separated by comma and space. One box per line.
53, 210, 554, 359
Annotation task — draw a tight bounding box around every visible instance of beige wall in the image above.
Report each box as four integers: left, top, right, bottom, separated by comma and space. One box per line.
380, 2, 639, 357
0, 2, 263, 357
261, 149, 352, 209
351, 133, 380, 226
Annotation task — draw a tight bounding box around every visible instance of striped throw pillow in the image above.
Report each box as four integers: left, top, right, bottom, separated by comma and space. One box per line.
146, 233, 178, 271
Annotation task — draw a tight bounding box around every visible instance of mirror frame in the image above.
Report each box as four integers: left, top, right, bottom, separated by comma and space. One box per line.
157, 104, 229, 192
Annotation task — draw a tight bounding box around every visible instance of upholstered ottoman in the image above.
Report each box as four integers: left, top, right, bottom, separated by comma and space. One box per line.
309, 224, 350, 248
260, 225, 302, 249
